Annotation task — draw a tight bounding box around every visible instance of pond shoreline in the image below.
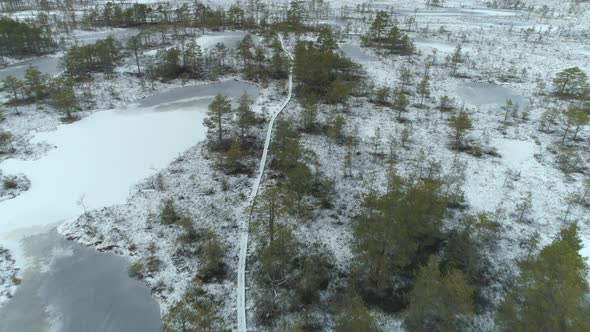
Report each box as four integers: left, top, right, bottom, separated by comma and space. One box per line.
0, 74, 263, 329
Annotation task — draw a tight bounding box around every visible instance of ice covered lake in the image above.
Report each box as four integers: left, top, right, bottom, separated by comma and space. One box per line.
456, 82, 529, 110
0, 80, 259, 329
0, 55, 62, 81
0, 230, 162, 332
196, 31, 254, 50
143, 30, 256, 57
70, 28, 140, 46
339, 43, 376, 62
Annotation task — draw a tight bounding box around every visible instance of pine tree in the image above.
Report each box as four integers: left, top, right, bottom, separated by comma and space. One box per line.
287, 0, 305, 35
50, 77, 78, 119
553, 67, 589, 99
335, 296, 379, 332
198, 233, 227, 281
254, 185, 284, 245
515, 191, 533, 224
254, 46, 266, 70
284, 163, 313, 212
392, 89, 409, 121
236, 34, 254, 67
204, 94, 233, 146
448, 111, 472, 147
224, 141, 243, 173
23, 66, 49, 101
301, 95, 318, 131
160, 197, 178, 225
368, 11, 390, 42
256, 223, 299, 284
272, 120, 303, 171
353, 180, 447, 297
270, 38, 288, 79
326, 77, 352, 108
495, 223, 590, 332
236, 92, 256, 139
375, 86, 390, 105
159, 47, 181, 78
163, 281, 222, 332
400, 127, 411, 147
1, 75, 22, 102
127, 35, 143, 75
326, 115, 346, 147
417, 73, 431, 107
562, 108, 588, 143
294, 246, 334, 307
450, 45, 463, 76
404, 256, 474, 332
399, 66, 412, 93
317, 26, 338, 53
438, 95, 454, 116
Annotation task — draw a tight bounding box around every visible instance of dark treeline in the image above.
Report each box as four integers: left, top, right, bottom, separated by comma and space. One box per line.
0, 16, 56, 56
77, 0, 313, 31
73, 0, 333, 33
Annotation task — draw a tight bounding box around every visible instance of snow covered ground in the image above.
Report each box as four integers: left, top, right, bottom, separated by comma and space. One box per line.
251, 0, 589, 328
1, 0, 589, 329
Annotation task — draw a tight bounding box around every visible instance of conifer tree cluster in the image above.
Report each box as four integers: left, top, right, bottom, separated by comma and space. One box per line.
0, 16, 55, 56
293, 27, 361, 103
203, 92, 260, 174
362, 11, 414, 55
62, 36, 122, 79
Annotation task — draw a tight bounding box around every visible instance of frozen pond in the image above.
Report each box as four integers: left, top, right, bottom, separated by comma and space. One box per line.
456, 82, 529, 109
70, 28, 141, 46
197, 31, 251, 50
0, 80, 259, 329
339, 43, 376, 62
143, 31, 254, 57
0, 79, 258, 249
140, 80, 259, 109
0, 231, 162, 332
0, 55, 61, 80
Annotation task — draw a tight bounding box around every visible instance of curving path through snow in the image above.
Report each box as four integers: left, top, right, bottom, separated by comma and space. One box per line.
236, 34, 293, 332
